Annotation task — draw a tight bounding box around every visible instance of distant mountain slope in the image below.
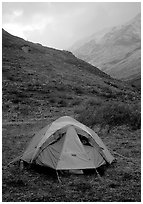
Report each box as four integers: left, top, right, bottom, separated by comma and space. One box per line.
70, 27, 111, 51
2, 29, 139, 122
71, 13, 141, 86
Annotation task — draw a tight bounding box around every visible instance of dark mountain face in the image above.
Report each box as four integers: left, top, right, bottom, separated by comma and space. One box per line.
2, 29, 139, 122
71, 14, 141, 88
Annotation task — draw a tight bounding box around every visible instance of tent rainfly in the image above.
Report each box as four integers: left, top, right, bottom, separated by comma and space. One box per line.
15, 116, 115, 172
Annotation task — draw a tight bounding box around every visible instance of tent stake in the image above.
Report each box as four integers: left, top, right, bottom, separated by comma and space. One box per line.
56, 171, 62, 183
19, 160, 24, 171
95, 169, 103, 182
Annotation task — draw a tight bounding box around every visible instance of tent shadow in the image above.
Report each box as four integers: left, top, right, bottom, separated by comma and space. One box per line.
24, 162, 58, 181
23, 161, 110, 180
83, 163, 109, 177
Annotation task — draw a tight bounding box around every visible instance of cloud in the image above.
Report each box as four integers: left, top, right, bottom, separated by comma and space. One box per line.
13, 9, 23, 17
2, 2, 141, 49
3, 23, 27, 39
3, 4, 55, 41
3, 12, 54, 41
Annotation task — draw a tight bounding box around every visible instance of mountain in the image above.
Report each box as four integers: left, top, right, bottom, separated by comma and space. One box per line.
2, 29, 139, 122
70, 13, 141, 88
70, 27, 111, 51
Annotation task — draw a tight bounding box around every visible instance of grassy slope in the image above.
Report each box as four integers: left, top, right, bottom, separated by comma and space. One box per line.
2, 29, 141, 201
2, 29, 139, 122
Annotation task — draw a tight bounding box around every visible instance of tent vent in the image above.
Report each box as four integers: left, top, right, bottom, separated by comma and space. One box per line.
71, 154, 76, 157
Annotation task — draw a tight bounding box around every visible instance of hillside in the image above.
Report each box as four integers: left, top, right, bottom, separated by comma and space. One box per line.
2, 29, 141, 202
3, 29, 140, 122
71, 13, 141, 88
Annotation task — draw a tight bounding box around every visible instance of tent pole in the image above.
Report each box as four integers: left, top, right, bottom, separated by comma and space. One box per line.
56, 170, 61, 183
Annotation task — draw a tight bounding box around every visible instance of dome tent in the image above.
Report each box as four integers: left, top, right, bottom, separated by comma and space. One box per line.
16, 116, 114, 173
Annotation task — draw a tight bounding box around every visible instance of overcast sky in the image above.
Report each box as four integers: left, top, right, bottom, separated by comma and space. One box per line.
2, 2, 141, 50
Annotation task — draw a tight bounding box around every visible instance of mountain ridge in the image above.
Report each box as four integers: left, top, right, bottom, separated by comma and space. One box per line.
70, 13, 141, 87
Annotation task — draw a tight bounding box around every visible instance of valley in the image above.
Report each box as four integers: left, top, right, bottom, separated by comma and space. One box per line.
2, 28, 141, 202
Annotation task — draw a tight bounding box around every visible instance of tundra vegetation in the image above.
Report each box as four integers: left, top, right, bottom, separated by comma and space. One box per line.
2, 29, 141, 201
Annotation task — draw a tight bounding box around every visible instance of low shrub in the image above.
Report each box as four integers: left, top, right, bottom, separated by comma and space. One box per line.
74, 87, 85, 95
85, 98, 102, 107
76, 101, 141, 131
57, 99, 68, 107
70, 98, 81, 106
49, 98, 57, 104
19, 104, 31, 116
